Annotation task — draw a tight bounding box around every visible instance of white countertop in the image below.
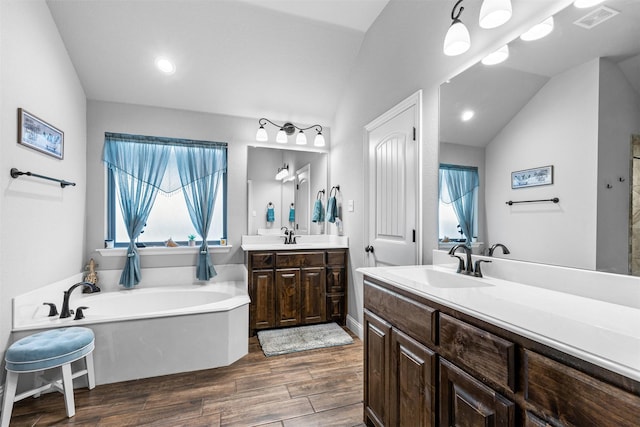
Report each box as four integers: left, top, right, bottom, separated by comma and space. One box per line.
358, 264, 640, 382
241, 234, 348, 251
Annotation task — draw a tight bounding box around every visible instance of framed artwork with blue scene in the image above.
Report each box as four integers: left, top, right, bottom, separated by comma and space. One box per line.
511, 165, 553, 189
18, 108, 64, 159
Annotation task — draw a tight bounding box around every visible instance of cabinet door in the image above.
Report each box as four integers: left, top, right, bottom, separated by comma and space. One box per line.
251, 269, 275, 333
276, 269, 300, 327
301, 267, 326, 324
364, 310, 392, 427
390, 329, 437, 427
440, 359, 515, 427
326, 265, 346, 293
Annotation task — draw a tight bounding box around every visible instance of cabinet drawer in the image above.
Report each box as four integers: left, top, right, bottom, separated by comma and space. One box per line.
364, 280, 437, 347
439, 313, 515, 391
276, 252, 325, 268
251, 252, 274, 269
326, 250, 346, 266
524, 350, 640, 426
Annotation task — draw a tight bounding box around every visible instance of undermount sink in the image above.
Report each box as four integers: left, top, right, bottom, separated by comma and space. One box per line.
387, 266, 494, 289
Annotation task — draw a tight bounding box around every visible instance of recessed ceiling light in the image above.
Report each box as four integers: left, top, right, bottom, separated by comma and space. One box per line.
573, 0, 605, 8
520, 16, 554, 41
155, 57, 176, 74
481, 45, 509, 65
461, 110, 475, 121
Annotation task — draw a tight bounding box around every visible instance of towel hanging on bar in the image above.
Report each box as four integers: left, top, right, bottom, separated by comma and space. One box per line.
289, 203, 295, 222
266, 202, 275, 222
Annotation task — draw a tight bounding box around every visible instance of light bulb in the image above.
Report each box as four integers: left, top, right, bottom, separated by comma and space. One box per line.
443, 20, 471, 56
314, 132, 326, 147
296, 130, 307, 145
155, 57, 176, 74
479, 0, 512, 29
276, 128, 288, 144
481, 45, 509, 65
461, 110, 475, 121
520, 16, 554, 41
256, 125, 268, 142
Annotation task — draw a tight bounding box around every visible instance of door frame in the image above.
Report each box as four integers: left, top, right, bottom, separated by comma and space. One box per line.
363, 90, 423, 266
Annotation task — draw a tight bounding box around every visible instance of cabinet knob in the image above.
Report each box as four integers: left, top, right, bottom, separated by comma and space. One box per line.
365, 245, 374, 253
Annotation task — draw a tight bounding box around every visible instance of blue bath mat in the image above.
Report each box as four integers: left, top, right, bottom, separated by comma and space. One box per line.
257, 323, 353, 357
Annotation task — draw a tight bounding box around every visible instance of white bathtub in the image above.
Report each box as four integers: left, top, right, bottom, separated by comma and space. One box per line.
11, 265, 250, 385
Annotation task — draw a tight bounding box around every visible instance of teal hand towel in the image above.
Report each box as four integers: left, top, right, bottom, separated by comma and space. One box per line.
289, 207, 295, 222
266, 206, 275, 222
326, 196, 338, 223
312, 199, 324, 223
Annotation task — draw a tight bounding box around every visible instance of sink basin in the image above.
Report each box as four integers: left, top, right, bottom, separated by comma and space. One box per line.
387, 266, 494, 288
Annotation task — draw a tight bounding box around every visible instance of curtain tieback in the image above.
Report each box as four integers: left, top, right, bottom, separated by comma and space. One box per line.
127, 252, 136, 258
200, 250, 208, 254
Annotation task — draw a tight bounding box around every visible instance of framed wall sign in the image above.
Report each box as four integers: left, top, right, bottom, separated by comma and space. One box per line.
18, 108, 64, 159
511, 165, 553, 189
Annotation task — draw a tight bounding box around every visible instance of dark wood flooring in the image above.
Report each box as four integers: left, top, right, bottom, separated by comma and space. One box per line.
6, 330, 364, 427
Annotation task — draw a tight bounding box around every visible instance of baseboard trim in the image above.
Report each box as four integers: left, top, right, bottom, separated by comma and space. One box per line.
346, 315, 363, 341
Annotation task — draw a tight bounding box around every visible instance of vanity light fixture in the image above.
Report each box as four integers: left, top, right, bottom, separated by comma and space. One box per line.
520, 16, 554, 41
275, 164, 289, 180
573, 0, 605, 8
461, 110, 475, 121
481, 45, 509, 65
479, 0, 512, 29
443, 0, 471, 56
256, 118, 325, 147
154, 56, 176, 74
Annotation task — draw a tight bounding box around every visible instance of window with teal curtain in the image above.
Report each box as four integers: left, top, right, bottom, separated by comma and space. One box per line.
103, 133, 227, 286
439, 164, 479, 245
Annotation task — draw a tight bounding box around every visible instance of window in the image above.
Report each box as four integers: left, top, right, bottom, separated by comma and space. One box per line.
439, 164, 479, 243
105, 133, 227, 246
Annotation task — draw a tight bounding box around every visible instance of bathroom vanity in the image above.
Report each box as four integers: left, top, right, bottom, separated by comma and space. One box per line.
242, 235, 348, 336
360, 257, 640, 426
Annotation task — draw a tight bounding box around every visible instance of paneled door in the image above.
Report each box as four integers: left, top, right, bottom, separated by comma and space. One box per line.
365, 92, 420, 267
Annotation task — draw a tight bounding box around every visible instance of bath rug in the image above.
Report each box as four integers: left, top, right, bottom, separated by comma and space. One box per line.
257, 323, 353, 357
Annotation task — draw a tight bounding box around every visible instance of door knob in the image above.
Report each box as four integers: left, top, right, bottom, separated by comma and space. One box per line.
365, 245, 374, 253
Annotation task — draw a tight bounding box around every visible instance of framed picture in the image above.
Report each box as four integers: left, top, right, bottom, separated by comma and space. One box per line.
511, 165, 553, 189
17, 108, 64, 159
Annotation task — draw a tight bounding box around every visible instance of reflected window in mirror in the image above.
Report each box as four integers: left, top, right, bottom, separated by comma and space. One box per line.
439, 164, 478, 244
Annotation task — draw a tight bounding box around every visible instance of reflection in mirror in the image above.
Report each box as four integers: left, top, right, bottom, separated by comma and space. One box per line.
247, 147, 327, 235
439, 0, 640, 274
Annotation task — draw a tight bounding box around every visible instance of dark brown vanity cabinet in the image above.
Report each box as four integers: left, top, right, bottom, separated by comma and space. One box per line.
246, 249, 347, 335
363, 275, 640, 427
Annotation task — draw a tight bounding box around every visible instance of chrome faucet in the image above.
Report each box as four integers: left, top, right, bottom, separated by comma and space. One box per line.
448, 244, 473, 275
488, 243, 510, 256
60, 281, 100, 319
280, 226, 298, 244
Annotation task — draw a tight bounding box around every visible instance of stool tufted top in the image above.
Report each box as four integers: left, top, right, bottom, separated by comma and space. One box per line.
5, 327, 95, 372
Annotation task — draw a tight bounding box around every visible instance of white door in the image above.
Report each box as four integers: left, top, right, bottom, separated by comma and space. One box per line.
365, 94, 420, 267
295, 164, 310, 235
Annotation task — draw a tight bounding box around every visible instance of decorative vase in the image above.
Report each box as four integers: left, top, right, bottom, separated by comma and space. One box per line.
188, 240, 196, 247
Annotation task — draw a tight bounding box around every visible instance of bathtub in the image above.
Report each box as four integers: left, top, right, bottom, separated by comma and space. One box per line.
11, 264, 250, 385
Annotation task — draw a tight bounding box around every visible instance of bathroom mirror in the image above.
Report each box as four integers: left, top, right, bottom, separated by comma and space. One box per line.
439, 0, 640, 274
247, 146, 327, 235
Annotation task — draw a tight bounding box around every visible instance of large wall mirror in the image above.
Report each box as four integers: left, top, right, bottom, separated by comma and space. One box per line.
247, 147, 327, 235
439, 0, 640, 274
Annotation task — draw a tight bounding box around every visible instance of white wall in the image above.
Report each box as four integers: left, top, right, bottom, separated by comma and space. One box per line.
439, 142, 486, 245
596, 59, 640, 273
485, 59, 600, 269
0, 0, 86, 350
329, 0, 573, 332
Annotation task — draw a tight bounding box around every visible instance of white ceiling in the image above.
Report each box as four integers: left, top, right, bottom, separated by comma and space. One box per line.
46, 0, 390, 128
440, 0, 640, 148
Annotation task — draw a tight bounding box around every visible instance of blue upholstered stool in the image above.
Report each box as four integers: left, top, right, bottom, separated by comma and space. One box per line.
1, 327, 95, 427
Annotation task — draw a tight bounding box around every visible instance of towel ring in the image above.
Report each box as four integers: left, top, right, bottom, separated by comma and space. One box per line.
268, 202, 273, 207
290, 203, 294, 207
316, 189, 325, 200
329, 185, 340, 197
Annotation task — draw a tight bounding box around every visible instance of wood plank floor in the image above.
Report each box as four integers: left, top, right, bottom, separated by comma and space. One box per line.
6, 330, 364, 427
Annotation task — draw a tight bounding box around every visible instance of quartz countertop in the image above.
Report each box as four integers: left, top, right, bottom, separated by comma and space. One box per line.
358, 264, 640, 382
241, 235, 348, 251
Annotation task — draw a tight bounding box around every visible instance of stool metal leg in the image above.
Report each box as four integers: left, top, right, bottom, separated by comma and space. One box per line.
1, 371, 19, 427
60, 364, 76, 418
86, 353, 95, 390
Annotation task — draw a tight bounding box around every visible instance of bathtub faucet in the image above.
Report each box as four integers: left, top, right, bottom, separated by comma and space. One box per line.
60, 282, 100, 319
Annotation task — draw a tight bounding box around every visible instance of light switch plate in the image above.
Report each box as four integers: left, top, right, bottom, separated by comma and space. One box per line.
347, 200, 354, 212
